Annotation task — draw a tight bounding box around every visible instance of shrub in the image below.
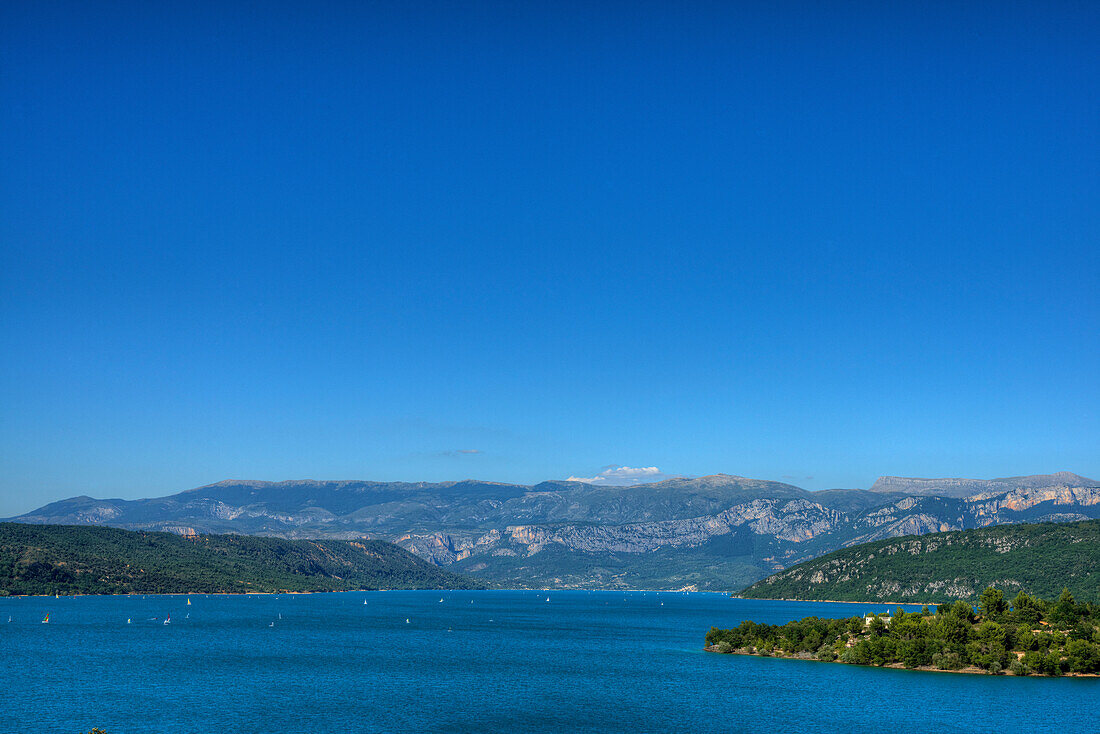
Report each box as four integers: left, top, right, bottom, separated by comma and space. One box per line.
932, 651, 962, 670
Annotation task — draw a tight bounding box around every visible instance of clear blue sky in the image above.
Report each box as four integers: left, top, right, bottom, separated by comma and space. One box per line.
2, 1, 1098, 516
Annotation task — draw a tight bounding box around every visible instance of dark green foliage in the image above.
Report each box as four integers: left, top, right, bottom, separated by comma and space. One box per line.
706, 587, 1100, 676
740, 520, 1100, 603
0, 523, 484, 595
1010, 591, 1044, 625
1050, 588, 1080, 625
980, 587, 1007, 620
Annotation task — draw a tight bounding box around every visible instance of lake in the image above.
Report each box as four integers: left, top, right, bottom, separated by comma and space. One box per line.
2, 591, 1095, 732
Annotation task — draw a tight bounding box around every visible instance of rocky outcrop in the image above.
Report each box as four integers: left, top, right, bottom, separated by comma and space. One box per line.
981, 485, 1100, 511
386, 498, 845, 563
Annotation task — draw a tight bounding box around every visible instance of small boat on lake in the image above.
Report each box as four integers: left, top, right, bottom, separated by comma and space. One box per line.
164, 613, 171, 625
41, 613, 49, 624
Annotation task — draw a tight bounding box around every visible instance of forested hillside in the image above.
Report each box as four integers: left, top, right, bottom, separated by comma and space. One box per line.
740, 520, 1100, 603
0, 523, 483, 595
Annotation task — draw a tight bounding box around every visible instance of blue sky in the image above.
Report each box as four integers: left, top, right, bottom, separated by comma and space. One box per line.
2, 1, 1098, 515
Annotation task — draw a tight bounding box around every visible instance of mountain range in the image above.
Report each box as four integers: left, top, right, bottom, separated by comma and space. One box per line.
7, 471, 1098, 590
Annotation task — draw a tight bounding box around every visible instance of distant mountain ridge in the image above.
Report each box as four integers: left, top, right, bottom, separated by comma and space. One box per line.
7, 472, 1098, 591
869, 472, 1093, 498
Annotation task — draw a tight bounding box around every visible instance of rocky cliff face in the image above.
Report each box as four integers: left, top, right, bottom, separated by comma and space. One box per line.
8, 472, 1098, 590
389, 485, 1100, 575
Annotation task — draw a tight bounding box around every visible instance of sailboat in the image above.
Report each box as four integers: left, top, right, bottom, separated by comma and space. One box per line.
127, 618, 131, 624
187, 598, 191, 606
163, 613, 171, 625
41, 613, 49, 624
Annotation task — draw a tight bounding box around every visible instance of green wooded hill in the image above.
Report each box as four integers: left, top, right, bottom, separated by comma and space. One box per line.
739, 520, 1100, 603
0, 522, 484, 595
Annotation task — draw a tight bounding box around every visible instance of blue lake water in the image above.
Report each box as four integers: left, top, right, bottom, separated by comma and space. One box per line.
2, 590, 1095, 733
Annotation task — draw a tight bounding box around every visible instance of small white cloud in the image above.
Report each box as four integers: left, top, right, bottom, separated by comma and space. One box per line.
566, 465, 674, 486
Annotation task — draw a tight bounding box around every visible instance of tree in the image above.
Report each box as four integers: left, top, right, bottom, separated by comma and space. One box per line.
980, 587, 1007, 620
1065, 639, 1100, 674
943, 599, 975, 623
1011, 591, 1042, 625
977, 620, 1006, 644
1050, 588, 1079, 625
933, 613, 971, 654
1016, 627, 1039, 651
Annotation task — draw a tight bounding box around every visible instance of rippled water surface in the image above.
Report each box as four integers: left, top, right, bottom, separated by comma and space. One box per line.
2, 591, 1095, 733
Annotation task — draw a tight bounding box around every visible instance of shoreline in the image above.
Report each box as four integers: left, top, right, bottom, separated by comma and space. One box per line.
0, 588, 734, 599
731, 595, 944, 607
0, 588, 480, 599
702, 645, 1100, 678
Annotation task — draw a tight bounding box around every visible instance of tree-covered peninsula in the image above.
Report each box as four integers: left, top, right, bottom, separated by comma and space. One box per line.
706, 587, 1100, 676
0, 522, 484, 595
